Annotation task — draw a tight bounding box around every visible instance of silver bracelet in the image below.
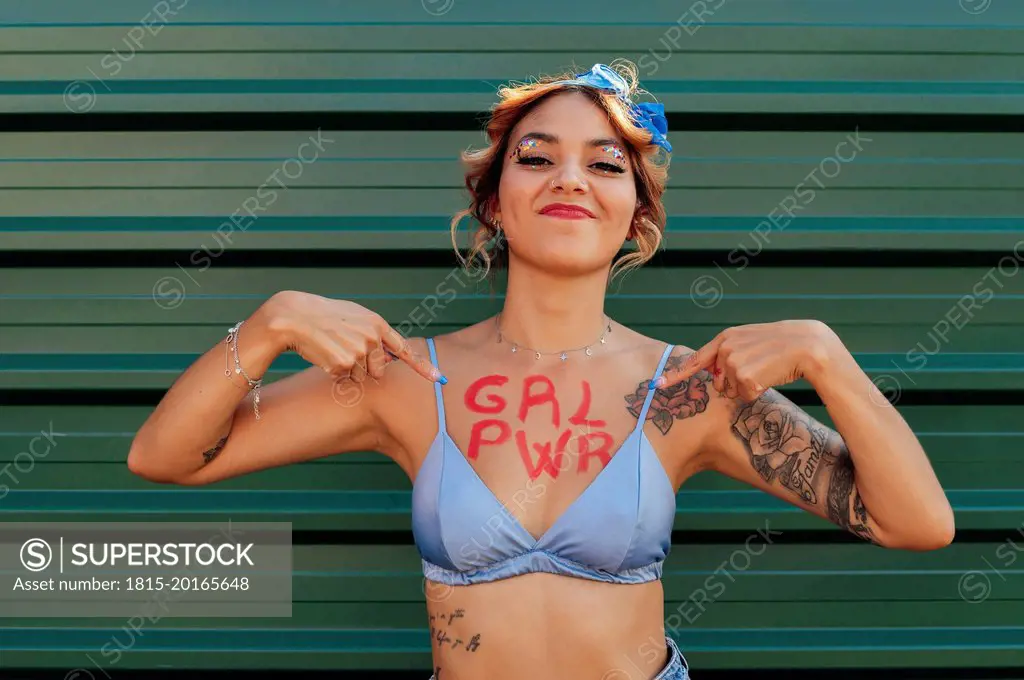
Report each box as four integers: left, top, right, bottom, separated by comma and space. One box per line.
225, 320, 263, 420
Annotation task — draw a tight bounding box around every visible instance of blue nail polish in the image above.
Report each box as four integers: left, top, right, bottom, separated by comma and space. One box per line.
648, 379, 659, 389
439, 375, 448, 385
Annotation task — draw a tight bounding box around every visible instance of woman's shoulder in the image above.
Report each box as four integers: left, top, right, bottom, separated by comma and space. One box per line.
409, 313, 494, 341
609, 325, 697, 366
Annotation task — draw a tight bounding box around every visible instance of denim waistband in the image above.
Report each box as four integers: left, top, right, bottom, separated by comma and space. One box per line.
654, 635, 689, 679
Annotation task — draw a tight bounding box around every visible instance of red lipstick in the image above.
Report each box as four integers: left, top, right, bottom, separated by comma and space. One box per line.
539, 203, 596, 220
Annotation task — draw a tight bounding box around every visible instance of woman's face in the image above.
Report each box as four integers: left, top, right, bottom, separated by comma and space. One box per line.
495, 91, 638, 277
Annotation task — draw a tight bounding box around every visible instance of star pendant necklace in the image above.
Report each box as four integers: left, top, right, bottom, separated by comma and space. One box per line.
494, 312, 611, 362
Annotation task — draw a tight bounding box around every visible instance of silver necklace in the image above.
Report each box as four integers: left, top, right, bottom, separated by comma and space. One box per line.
495, 313, 611, 361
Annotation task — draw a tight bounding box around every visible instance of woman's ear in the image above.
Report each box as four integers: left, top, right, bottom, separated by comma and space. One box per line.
627, 205, 646, 242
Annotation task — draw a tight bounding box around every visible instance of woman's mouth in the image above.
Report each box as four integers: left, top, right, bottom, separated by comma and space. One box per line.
539, 203, 596, 220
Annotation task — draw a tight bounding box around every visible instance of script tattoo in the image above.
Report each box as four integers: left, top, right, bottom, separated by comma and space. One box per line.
730, 391, 878, 544
202, 436, 228, 464
429, 608, 482, 654
624, 351, 711, 435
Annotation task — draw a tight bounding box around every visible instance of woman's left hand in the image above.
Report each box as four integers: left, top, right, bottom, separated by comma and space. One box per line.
653, 319, 842, 401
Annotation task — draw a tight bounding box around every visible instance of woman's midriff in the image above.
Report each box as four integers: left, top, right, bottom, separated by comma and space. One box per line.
425, 572, 673, 680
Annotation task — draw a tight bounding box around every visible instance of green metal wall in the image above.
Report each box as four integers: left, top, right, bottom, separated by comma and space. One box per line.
1, 0, 1023, 675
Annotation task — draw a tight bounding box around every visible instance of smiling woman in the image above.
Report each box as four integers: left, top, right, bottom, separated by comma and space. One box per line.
126, 57, 953, 680
451, 61, 671, 287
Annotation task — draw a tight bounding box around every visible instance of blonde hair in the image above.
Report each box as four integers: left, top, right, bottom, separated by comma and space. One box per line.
449, 58, 671, 286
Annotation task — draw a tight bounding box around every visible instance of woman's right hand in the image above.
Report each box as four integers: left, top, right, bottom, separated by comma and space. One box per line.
261, 290, 444, 384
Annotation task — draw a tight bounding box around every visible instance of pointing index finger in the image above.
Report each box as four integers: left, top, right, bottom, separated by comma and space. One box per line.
651, 339, 722, 390
381, 328, 447, 384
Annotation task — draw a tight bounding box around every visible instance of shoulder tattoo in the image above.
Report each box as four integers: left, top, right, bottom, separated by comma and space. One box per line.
623, 351, 712, 435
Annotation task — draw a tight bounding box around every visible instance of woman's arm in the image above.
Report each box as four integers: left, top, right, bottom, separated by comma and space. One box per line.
683, 324, 955, 550
806, 341, 954, 547
127, 291, 438, 486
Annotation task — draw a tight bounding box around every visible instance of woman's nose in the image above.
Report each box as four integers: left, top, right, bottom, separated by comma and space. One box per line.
549, 167, 589, 194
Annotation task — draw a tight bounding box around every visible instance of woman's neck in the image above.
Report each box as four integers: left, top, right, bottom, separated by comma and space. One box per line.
497, 262, 611, 353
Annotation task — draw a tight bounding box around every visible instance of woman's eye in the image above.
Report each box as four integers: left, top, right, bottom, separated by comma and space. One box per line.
515, 156, 625, 174
594, 162, 626, 174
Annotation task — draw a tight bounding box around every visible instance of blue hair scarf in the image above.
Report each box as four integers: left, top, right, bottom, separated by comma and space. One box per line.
550, 64, 672, 154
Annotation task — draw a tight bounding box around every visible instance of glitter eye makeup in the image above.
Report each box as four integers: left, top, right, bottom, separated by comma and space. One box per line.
601, 144, 626, 164
509, 135, 627, 173
511, 137, 541, 159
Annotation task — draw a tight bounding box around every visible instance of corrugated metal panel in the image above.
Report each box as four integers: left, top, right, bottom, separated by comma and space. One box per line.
0, 131, 1020, 251
1, 0, 1022, 673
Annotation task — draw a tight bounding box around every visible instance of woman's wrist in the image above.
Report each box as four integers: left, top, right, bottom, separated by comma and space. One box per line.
237, 297, 292, 378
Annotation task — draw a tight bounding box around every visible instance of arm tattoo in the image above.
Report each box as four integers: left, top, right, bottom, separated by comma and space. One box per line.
624, 352, 711, 435
202, 436, 228, 464
731, 391, 878, 544
828, 454, 876, 543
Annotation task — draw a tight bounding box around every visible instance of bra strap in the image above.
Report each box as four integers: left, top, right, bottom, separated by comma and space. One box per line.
425, 337, 446, 430
635, 343, 675, 431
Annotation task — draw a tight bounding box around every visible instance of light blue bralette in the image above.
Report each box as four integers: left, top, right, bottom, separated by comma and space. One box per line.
412, 338, 677, 586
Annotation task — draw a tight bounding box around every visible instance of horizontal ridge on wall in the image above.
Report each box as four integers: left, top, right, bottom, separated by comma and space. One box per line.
0, 111, 1020, 133
286, 528, 1023, 546
4, 389, 1024, 408
0, 249, 1018, 269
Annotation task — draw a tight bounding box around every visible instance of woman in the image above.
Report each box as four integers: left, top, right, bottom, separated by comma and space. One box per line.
127, 60, 955, 680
